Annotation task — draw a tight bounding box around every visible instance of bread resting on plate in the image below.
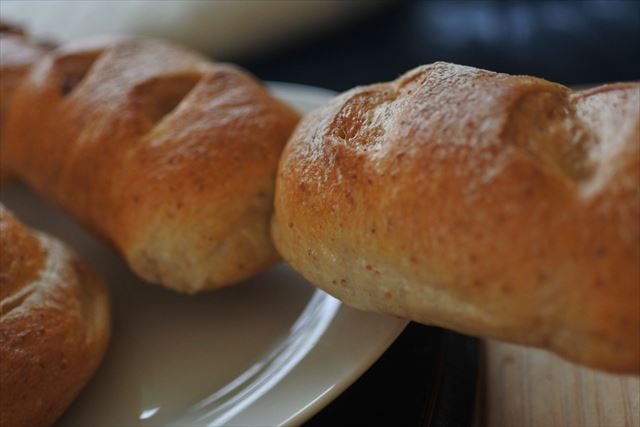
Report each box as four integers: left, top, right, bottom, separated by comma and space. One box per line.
3, 36, 299, 294
272, 62, 640, 374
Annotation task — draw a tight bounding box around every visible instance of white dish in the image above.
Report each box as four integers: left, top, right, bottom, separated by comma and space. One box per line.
0, 82, 408, 427
0, 1, 388, 58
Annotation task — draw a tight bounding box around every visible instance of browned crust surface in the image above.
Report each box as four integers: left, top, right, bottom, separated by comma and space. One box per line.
0, 205, 111, 427
0, 27, 49, 183
272, 63, 640, 373
4, 37, 299, 293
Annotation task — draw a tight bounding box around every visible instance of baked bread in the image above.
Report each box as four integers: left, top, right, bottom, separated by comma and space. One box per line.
0, 23, 49, 183
0, 204, 110, 427
4, 36, 299, 293
272, 62, 640, 374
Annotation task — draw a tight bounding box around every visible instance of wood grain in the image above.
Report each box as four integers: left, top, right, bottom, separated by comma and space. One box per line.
484, 341, 640, 427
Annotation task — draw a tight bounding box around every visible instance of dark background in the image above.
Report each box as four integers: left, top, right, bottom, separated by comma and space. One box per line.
241, 0, 640, 91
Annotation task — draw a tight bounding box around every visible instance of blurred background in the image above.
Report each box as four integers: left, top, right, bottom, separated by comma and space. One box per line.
2, 0, 639, 91
247, 0, 640, 89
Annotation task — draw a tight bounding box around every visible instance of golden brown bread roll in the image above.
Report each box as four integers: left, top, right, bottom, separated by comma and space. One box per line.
272, 62, 640, 374
0, 204, 110, 427
4, 36, 299, 293
0, 23, 48, 183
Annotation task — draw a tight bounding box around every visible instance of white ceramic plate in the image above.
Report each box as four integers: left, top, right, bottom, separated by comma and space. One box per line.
0, 82, 408, 427
0, 1, 388, 58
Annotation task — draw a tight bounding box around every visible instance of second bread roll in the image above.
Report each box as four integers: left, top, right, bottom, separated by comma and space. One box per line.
4, 36, 299, 293
272, 63, 640, 374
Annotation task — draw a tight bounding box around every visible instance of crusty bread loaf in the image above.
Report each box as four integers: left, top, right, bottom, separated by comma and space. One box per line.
4, 36, 299, 293
272, 62, 640, 374
0, 204, 110, 427
0, 23, 48, 183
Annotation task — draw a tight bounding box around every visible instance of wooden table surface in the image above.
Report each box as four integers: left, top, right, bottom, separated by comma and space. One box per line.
483, 341, 640, 427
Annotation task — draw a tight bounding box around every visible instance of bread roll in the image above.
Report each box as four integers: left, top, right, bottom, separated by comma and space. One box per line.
4, 36, 299, 293
0, 23, 48, 183
272, 62, 640, 374
0, 204, 110, 427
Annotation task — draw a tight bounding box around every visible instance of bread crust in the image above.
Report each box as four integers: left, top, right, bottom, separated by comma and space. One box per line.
272, 63, 640, 373
4, 37, 299, 293
0, 26, 48, 183
0, 205, 111, 427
